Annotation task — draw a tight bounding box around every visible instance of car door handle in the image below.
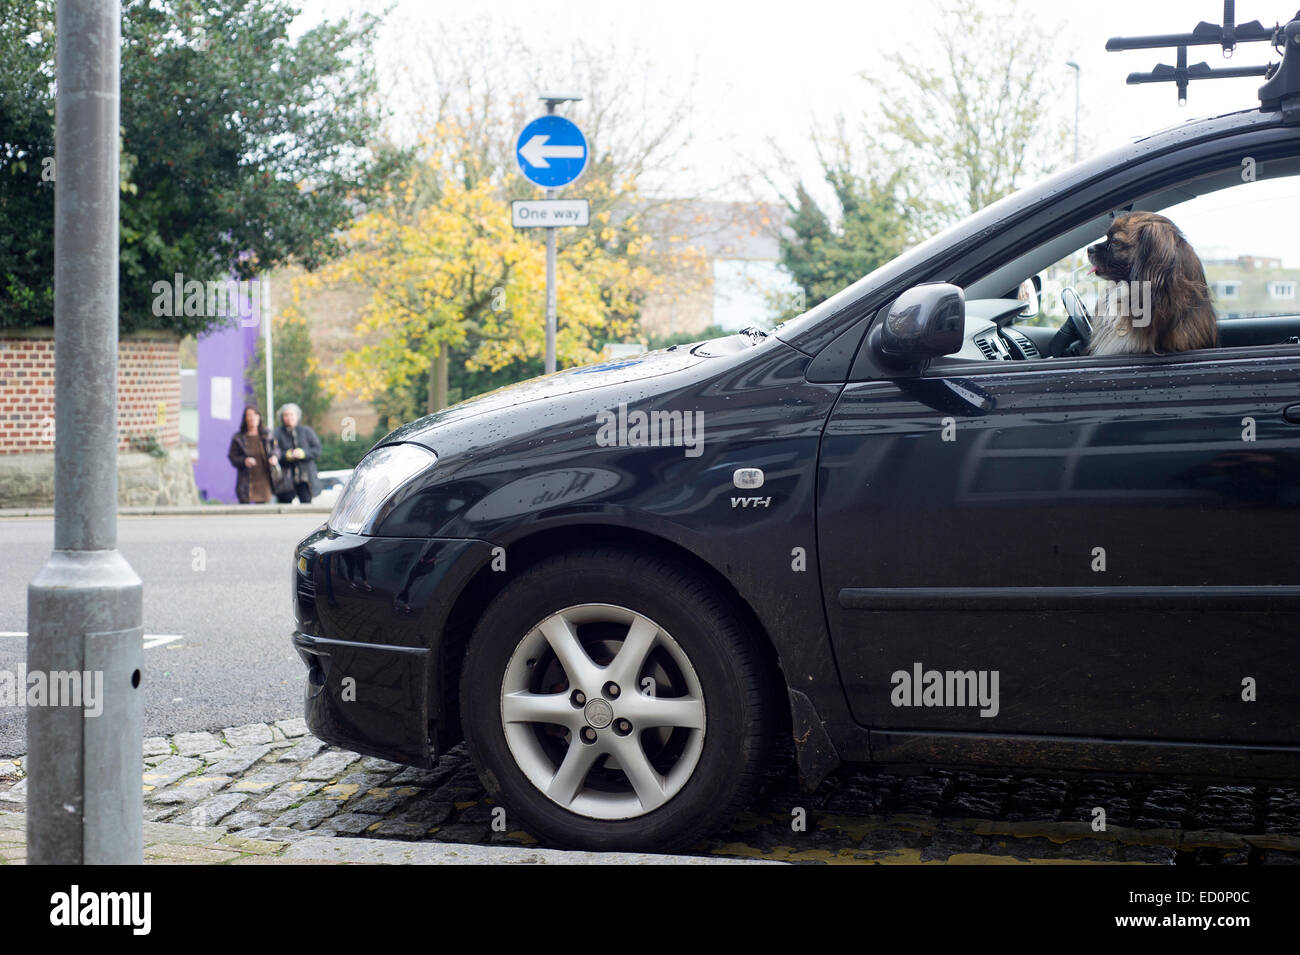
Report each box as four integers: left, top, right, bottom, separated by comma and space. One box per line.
1286, 404, 1300, 423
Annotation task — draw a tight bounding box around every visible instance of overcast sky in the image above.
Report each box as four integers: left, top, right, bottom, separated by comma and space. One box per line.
304, 0, 1300, 265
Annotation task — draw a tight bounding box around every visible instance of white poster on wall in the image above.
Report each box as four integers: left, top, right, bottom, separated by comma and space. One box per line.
210, 376, 232, 421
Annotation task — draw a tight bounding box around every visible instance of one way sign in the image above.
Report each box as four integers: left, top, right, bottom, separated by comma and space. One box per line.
516, 115, 588, 189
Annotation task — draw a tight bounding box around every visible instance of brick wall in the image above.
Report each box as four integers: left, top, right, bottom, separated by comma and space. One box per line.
0, 331, 182, 454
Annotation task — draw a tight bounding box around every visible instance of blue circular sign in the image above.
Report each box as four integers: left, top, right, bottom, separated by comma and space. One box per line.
515, 115, 588, 189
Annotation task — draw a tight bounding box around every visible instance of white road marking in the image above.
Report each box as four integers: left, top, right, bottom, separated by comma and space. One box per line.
0, 631, 183, 648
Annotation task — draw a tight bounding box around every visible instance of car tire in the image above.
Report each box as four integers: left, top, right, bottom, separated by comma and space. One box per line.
459, 547, 772, 853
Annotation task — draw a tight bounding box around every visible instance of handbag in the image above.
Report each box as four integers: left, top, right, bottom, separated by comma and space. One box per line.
270, 454, 294, 496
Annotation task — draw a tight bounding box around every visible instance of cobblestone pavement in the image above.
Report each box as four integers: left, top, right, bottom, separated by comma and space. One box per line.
2, 723, 1298, 865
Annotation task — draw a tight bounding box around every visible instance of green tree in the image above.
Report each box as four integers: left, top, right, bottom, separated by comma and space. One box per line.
0, 0, 401, 335
866, 0, 1068, 226
777, 161, 913, 311
245, 310, 331, 426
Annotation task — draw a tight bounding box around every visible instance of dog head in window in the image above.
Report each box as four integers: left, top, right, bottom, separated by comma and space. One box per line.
1086, 212, 1218, 355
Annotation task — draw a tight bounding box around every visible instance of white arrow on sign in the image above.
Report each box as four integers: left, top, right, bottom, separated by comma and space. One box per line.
519, 135, 585, 169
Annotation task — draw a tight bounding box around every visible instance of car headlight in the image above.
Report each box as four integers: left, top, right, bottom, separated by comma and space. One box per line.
328, 443, 436, 535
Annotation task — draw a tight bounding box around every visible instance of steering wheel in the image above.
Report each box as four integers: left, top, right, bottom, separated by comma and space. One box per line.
1061, 286, 1092, 345
1046, 286, 1093, 357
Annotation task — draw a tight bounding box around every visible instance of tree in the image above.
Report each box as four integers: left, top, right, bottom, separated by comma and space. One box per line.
866, 0, 1068, 226
311, 125, 665, 415
772, 0, 1067, 309
245, 307, 331, 426
0, 0, 400, 335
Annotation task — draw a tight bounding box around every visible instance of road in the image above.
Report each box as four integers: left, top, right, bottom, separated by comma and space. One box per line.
0, 513, 324, 756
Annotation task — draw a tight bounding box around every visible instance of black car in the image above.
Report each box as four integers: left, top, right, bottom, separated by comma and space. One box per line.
293, 19, 1300, 851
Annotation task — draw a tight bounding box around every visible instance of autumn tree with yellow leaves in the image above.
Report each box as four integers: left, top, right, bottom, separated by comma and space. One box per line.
311, 120, 704, 417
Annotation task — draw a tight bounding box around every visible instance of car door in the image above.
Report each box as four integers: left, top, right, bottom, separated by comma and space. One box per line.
818, 330, 1300, 752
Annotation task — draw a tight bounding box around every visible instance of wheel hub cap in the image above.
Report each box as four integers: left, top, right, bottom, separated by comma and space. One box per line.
583, 698, 614, 729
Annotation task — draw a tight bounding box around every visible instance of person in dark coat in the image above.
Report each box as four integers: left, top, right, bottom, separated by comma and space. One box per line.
273, 402, 322, 504
227, 405, 281, 504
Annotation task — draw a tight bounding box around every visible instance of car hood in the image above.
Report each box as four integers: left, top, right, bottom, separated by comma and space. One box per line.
380, 346, 710, 453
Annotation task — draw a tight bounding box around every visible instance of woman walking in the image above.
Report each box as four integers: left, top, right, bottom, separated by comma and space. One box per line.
227, 405, 281, 504
273, 402, 322, 504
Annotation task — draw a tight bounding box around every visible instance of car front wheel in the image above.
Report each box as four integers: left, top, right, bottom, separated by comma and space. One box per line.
459, 548, 771, 853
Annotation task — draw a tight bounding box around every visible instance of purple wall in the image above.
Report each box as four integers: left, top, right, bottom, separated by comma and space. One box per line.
195, 295, 261, 502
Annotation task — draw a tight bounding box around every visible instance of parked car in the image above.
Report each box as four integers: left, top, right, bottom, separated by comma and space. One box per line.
293, 21, 1300, 851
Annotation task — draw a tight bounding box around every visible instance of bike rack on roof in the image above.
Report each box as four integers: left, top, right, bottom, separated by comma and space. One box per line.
1106, 2, 1300, 121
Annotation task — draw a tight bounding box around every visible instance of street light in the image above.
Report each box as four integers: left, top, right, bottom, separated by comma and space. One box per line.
1066, 61, 1081, 164
539, 94, 582, 375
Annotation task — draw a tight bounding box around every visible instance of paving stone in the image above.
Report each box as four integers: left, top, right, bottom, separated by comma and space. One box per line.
141, 756, 202, 789
359, 757, 405, 773
174, 731, 222, 757
233, 826, 299, 841
150, 775, 232, 805
173, 793, 248, 827
430, 822, 489, 844
199, 747, 235, 763
222, 723, 274, 747
389, 767, 445, 787
270, 724, 286, 742
944, 792, 1007, 820
142, 805, 179, 822
372, 820, 438, 841
274, 718, 309, 739
230, 765, 299, 794
0, 779, 27, 803
277, 737, 326, 764
1122, 844, 1178, 865
207, 744, 273, 776
255, 779, 328, 813
0, 761, 22, 779
298, 751, 360, 781
322, 813, 384, 835
336, 772, 385, 791
272, 799, 340, 829
144, 755, 169, 767
142, 736, 172, 757
400, 793, 454, 825
222, 811, 273, 831
347, 788, 417, 816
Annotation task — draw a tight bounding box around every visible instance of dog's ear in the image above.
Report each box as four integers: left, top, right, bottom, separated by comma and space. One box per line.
1130, 218, 1178, 292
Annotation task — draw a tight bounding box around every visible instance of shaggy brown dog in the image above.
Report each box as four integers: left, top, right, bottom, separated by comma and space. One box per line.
1085, 212, 1218, 355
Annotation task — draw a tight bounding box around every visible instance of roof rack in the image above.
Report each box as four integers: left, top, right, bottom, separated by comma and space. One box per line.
1106, 2, 1300, 119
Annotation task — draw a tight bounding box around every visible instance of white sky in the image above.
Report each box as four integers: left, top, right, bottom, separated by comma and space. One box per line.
302, 0, 1300, 266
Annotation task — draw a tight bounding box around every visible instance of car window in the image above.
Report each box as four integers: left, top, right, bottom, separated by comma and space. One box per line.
974, 168, 1300, 342
1163, 175, 1300, 320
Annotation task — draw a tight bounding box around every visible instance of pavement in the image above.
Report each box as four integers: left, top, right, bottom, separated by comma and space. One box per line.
3, 720, 1298, 865
0, 512, 325, 754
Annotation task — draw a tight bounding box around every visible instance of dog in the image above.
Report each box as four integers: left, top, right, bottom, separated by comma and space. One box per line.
1085, 212, 1218, 356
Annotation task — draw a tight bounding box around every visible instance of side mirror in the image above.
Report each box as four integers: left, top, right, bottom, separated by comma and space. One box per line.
1017, 275, 1041, 318
871, 283, 965, 369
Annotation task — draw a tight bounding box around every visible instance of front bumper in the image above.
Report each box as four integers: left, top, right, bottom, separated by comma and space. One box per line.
291, 527, 495, 766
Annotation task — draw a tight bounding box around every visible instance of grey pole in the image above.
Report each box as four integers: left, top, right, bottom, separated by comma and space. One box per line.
538, 93, 581, 375
545, 186, 557, 375
544, 97, 558, 376
27, 0, 144, 865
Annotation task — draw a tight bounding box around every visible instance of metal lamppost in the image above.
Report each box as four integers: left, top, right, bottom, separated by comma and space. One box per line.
27, 0, 144, 865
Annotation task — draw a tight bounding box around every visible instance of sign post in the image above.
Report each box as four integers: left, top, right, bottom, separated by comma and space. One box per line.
515, 97, 587, 375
